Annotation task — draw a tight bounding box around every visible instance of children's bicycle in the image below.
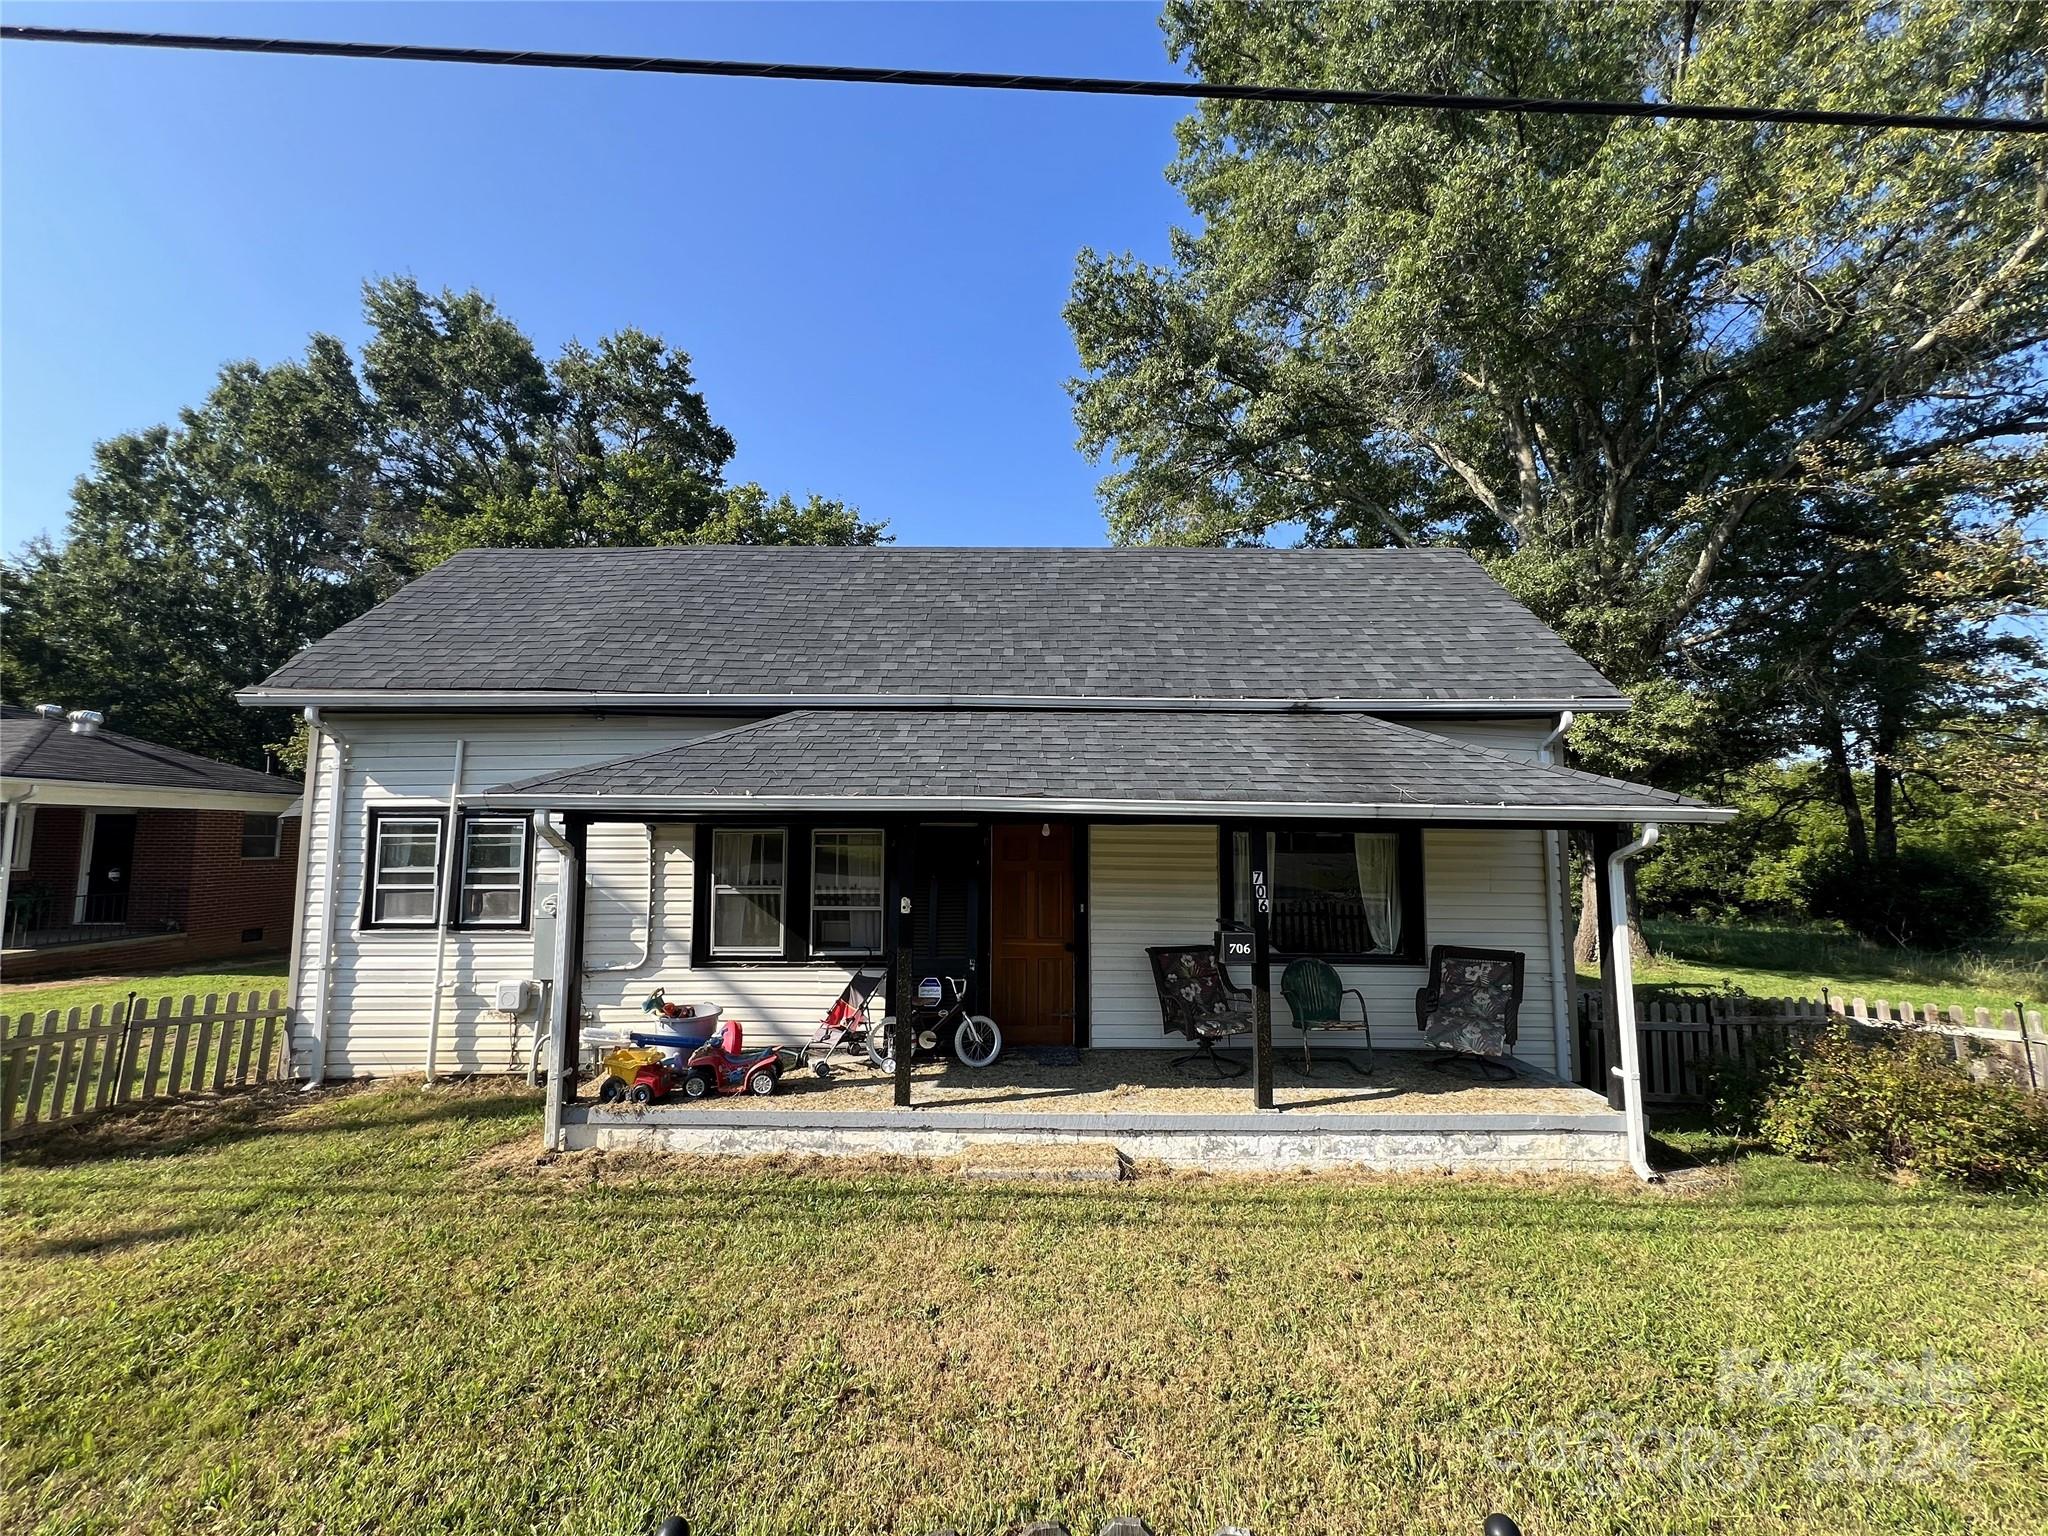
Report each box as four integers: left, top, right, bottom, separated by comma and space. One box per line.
873, 974, 1002, 1074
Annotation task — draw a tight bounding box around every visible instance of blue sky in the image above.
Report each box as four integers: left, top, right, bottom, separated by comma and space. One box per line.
1, 1, 1190, 553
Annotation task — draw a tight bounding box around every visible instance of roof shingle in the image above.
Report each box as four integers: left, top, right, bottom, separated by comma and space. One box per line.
250, 546, 1627, 708
478, 709, 1727, 823
1, 707, 295, 797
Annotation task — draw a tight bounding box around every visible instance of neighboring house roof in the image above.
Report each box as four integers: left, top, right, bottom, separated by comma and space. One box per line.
476, 709, 1729, 824
0, 706, 297, 810
243, 545, 1629, 713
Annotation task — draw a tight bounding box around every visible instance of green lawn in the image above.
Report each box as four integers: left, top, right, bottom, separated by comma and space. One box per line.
1609, 922, 2048, 1017
3, 1083, 2044, 1535
0, 958, 288, 1029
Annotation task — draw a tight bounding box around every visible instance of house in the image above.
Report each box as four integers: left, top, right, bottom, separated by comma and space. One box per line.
1, 705, 300, 981
239, 546, 1729, 1174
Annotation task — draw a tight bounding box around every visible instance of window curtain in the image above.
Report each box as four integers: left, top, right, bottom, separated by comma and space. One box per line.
1353, 833, 1402, 953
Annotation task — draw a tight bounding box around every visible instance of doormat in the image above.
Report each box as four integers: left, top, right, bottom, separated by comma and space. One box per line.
1012, 1045, 1082, 1067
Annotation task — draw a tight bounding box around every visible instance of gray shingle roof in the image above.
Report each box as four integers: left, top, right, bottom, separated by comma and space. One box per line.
477, 709, 1726, 823
0, 706, 295, 798
249, 546, 1627, 709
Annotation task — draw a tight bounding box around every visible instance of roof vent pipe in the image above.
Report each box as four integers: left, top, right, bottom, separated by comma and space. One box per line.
33, 703, 64, 719
66, 710, 104, 735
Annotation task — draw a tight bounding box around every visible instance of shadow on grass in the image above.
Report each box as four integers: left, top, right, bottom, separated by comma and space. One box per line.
3, 1079, 536, 1169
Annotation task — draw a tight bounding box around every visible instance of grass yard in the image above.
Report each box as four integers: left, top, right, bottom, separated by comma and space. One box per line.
1611, 922, 2048, 1017
0, 957, 288, 1029
3, 1083, 2044, 1536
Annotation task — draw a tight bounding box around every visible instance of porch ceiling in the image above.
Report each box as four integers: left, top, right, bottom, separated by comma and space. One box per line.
474, 708, 1730, 824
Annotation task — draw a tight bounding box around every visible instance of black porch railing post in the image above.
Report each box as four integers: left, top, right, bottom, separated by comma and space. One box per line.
892, 828, 915, 1110
1250, 825, 1274, 1109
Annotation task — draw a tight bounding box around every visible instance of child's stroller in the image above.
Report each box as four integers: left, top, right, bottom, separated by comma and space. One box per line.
801, 971, 889, 1077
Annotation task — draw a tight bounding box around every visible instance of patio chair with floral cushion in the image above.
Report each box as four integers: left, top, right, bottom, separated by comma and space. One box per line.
1146, 944, 1253, 1077
1414, 945, 1526, 1080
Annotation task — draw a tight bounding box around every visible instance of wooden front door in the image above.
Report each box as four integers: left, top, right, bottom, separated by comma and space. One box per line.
990, 822, 1075, 1046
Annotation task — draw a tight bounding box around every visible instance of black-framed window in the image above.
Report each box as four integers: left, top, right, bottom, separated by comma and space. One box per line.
456, 814, 532, 928
365, 811, 444, 928
240, 813, 283, 860
1221, 824, 1423, 962
709, 826, 788, 956
810, 828, 885, 956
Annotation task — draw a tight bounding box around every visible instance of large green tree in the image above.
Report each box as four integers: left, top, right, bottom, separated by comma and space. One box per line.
2, 279, 886, 766
1067, 0, 2048, 788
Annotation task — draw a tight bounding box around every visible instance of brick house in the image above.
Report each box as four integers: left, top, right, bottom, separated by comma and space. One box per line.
1, 704, 300, 981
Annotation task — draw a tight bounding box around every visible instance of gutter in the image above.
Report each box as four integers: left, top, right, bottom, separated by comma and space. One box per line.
466, 792, 1734, 824
1536, 712, 1575, 1080
301, 707, 356, 1090
1605, 823, 1661, 1182
235, 688, 1635, 716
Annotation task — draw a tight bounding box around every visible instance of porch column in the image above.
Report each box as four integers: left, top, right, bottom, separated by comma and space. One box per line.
1249, 821, 1274, 1109
0, 796, 20, 943
891, 826, 914, 1110
540, 813, 582, 1151
1589, 824, 1624, 1111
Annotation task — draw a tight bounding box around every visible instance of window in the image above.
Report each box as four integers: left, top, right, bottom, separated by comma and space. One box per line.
811, 829, 884, 955
710, 827, 786, 955
240, 813, 283, 860
458, 816, 530, 927
7, 805, 33, 871
367, 813, 444, 927
1227, 827, 1414, 959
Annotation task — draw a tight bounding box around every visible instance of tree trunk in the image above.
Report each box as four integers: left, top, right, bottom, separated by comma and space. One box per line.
1571, 836, 1648, 968
1872, 718, 1899, 862
1824, 715, 1871, 873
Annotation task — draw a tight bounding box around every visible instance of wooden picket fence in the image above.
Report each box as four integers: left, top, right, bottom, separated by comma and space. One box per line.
1576, 990, 2046, 1105
0, 989, 289, 1138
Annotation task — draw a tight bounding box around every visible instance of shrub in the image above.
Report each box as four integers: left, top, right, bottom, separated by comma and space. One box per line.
1758, 1024, 2048, 1191
1803, 845, 2003, 950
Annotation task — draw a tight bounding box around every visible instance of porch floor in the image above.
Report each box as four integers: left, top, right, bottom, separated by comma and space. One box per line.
566, 1049, 1625, 1173
593, 1046, 1604, 1117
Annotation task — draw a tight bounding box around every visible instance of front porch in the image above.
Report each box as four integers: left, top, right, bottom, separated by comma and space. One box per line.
564, 1048, 1627, 1172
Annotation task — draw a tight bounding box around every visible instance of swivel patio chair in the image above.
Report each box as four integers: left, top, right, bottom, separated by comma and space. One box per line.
1280, 957, 1373, 1075
1415, 944, 1525, 1080
1146, 944, 1253, 1077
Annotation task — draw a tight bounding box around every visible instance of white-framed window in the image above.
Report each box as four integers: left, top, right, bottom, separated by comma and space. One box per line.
240, 813, 283, 860
811, 828, 884, 955
710, 827, 786, 955
7, 804, 34, 871
367, 812, 444, 927
458, 816, 529, 927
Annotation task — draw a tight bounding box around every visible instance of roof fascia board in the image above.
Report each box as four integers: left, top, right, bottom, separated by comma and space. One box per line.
234, 688, 1631, 715
466, 791, 1731, 824
0, 778, 299, 813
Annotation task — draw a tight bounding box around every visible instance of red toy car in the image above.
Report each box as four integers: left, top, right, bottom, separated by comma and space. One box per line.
673, 1017, 785, 1099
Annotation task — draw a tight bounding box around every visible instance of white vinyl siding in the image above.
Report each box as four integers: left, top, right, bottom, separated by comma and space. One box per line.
298, 711, 1572, 1079
291, 713, 754, 1077
576, 822, 861, 1042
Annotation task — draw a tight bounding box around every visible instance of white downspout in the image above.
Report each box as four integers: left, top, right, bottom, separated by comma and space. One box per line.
423, 738, 466, 1083
304, 707, 355, 1090
1537, 711, 1575, 1079
1606, 822, 1661, 1182
536, 812, 578, 1151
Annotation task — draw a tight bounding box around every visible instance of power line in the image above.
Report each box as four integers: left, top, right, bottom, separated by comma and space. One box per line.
5, 23, 2045, 135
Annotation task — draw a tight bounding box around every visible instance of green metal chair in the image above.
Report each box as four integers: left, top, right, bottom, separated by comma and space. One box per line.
1280, 957, 1373, 1075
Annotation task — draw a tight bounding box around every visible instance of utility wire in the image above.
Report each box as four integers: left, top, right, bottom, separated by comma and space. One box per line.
4, 24, 2045, 135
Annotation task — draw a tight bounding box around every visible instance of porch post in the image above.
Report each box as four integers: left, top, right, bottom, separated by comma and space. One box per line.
892, 826, 914, 1109
1249, 822, 1274, 1109
1590, 824, 1624, 1112
540, 812, 582, 1151
0, 796, 19, 944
